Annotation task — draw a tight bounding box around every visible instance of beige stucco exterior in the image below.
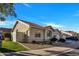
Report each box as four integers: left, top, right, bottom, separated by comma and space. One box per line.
28, 27, 44, 42
12, 20, 30, 42
12, 20, 60, 43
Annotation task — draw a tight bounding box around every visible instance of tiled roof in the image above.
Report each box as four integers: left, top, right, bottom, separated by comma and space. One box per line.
43, 26, 54, 30
65, 31, 77, 35
43, 26, 52, 29
61, 31, 73, 36
19, 20, 42, 27
19, 20, 54, 30
12, 20, 55, 32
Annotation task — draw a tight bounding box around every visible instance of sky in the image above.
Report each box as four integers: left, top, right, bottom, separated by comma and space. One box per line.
0, 3, 79, 32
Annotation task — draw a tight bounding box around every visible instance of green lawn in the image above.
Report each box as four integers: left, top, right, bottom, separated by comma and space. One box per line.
0, 40, 30, 53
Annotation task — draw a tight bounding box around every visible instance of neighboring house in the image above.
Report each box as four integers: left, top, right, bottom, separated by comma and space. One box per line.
0, 28, 12, 40
12, 20, 60, 42
61, 31, 73, 39
65, 31, 77, 37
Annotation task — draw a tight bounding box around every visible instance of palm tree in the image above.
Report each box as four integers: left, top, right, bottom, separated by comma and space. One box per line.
0, 3, 17, 21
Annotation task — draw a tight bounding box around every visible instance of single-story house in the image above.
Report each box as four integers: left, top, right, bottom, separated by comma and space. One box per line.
12, 20, 61, 42
65, 31, 77, 37
61, 31, 74, 37
60, 31, 73, 39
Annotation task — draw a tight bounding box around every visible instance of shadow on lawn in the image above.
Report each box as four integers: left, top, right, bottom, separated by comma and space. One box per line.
0, 48, 40, 56
0, 48, 30, 56
0, 48, 16, 53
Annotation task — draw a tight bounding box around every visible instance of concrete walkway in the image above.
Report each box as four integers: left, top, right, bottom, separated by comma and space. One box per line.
2, 47, 74, 56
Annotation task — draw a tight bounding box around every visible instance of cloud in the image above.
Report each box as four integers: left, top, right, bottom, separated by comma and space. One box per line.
44, 22, 79, 32
0, 21, 5, 25
45, 23, 64, 28
23, 3, 31, 8
0, 20, 15, 28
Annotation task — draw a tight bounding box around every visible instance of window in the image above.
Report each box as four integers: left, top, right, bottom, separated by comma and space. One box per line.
35, 33, 41, 37
47, 30, 52, 37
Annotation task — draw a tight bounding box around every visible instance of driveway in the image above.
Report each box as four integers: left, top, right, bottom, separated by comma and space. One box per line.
54, 41, 79, 49
2, 47, 74, 56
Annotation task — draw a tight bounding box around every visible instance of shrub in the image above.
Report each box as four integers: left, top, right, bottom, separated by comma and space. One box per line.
32, 40, 36, 43
2, 32, 11, 41
49, 37, 58, 44
4, 32, 11, 38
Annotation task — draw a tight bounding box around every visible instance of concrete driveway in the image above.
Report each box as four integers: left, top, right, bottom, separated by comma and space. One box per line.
50, 41, 79, 49
2, 47, 74, 56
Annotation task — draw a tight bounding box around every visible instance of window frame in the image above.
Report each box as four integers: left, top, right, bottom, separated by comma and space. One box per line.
47, 30, 52, 37
35, 33, 41, 38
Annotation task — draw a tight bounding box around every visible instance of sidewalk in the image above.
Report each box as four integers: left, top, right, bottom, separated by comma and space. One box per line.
2, 47, 74, 56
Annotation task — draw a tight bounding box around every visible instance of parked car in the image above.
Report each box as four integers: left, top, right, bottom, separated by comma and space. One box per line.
66, 36, 78, 41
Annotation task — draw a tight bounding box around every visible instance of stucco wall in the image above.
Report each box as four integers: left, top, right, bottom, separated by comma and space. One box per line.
12, 21, 30, 42
12, 32, 16, 42
13, 21, 29, 32
28, 27, 44, 42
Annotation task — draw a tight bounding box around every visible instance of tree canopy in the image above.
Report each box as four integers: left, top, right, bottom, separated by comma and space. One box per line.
0, 3, 17, 21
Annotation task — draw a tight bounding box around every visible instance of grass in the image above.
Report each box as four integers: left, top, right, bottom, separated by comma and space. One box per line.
0, 40, 30, 53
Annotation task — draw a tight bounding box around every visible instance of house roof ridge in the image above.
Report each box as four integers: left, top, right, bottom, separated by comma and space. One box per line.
15, 20, 55, 30
18, 20, 43, 27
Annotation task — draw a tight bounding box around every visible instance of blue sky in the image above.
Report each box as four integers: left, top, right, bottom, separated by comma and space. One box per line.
0, 3, 79, 32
